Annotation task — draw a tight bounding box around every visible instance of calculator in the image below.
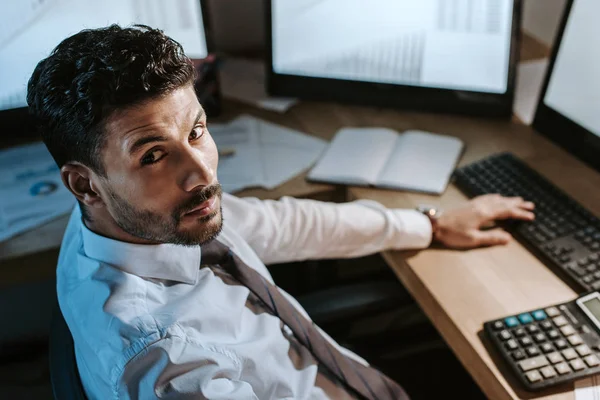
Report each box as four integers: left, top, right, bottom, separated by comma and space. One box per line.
485, 291, 600, 391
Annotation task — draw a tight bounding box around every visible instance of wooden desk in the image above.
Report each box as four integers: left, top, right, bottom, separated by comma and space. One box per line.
349, 117, 600, 400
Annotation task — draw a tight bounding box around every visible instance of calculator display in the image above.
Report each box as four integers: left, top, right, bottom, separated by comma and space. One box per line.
581, 297, 600, 325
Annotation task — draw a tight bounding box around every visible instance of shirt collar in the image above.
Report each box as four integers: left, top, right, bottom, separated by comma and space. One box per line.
79, 210, 201, 285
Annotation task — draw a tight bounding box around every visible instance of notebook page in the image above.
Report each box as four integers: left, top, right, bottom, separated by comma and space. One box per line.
307, 128, 398, 185
376, 130, 464, 194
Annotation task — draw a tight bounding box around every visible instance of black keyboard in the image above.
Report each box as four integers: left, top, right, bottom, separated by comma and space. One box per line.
453, 152, 600, 292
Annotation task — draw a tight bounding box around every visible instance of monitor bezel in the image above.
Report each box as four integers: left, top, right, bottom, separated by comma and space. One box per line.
0, 0, 213, 142
532, 0, 600, 174
265, 0, 522, 118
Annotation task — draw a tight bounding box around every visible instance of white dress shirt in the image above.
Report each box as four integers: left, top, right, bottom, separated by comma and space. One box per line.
57, 193, 432, 399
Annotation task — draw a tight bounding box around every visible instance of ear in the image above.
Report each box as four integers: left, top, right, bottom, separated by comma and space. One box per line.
60, 163, 105, 209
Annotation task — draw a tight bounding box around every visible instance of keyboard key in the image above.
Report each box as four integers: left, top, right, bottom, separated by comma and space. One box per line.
592, 281, 600, 291
570, 359, 586, 371
520, 337, 533, 347
588, 264, 599, 273
505, 339, 519, 351
526, 325, 540, 334
499, 330, 511, 341
569, 263, 588, 277
532, 310, 547, 321
555, 362, 571, 375
547, 352, 563, 364
576, 344, 592, 357
594, 271, 600, 280
512, 350, 526, 361
584, 275, 594, 284
555, 339, 569, 350
568, 335, 584, 346
562, 348, 578, 360
492, 320, 504, 330
548, 330, 560, 340
584, 354, 600, 367
540, 366, 557, 379
518, 313, 534, 324
514, 327, 527, 337
526, 346, 540, 357
545, 307, 561, 318
540, 321, 553, 331
518, 355, 549, 372
560, 325, 576, 336
553, 316, 568, 327
540, 343, 554, 353
525, 370, 542, 383
504, 316, 519, 328
534, 333, 547, 343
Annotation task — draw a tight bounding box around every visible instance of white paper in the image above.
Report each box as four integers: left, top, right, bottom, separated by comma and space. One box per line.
0, 142, 74, 242
219, 58, 298, 113
513, 59, 549, 125
209, 115, 327, 193
575, 375, 600, 400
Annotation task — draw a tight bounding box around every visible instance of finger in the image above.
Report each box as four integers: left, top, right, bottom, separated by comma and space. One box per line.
471, 228, 512, 247
504, 196, 535, 210
496, 207, 536, 221
520, 201, 535, 210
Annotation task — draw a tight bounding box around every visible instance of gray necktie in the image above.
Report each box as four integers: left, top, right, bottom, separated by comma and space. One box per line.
201, 240, 410, 400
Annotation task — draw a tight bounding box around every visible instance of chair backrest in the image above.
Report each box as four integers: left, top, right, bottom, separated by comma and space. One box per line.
49, 303, 88, 400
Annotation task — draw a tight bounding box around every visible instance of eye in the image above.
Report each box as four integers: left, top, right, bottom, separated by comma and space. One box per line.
189, 124, 205, 141
141, 149, 166, 165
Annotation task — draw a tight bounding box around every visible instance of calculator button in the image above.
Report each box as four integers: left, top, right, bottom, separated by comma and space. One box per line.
570, 359, 586, 371
547, 352, 563, 364
576, 344, 592, 357
504, 316, 519, 328
492, 320, 504, 330
498, 330, 511, 341
525, 370, 543, 383
584, 354, 600, 367
518, 355, 549, 372
548, 330, 560, 340
555, 339, 569, 350
560, 325, 576, 336
532, 310, 547, 321
545, 307, 561, 317
518, 313, 534, 324
540, 366, 557, 379
553, 316, 568, 327
540, 321, 553, 331
555, 362, 572, 375
540, 343, 554, 353
562, 348, 578, 360
505, 339, 519, 351
526, 346, 540, 357
513, 328, 527, 338
520, 337, 533, 347
568, 335, 584, 346
534, 333, 547, 343
512, 350, 526, 361
526, 325, 540, 334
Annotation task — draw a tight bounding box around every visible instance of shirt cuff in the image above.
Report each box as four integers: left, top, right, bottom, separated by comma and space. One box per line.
390, 209, 433, 249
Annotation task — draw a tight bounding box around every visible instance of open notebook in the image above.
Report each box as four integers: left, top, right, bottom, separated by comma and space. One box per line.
307, 128, 464, 194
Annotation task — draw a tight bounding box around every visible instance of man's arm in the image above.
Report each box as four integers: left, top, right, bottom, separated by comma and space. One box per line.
116, 337, 258, 399
221, 193, 432, 265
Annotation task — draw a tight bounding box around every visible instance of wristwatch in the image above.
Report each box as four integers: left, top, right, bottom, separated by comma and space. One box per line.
416, 205, 442, 239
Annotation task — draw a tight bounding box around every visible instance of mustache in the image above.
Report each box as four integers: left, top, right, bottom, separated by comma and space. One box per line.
174, 183, 222, 218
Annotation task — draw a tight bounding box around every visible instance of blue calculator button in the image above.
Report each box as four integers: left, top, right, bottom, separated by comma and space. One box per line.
532, 310, 547, 321
518, 313, 534, 324
504, 316, 520, 327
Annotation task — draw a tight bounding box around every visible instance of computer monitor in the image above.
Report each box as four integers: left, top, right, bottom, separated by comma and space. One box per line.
267, 0, 522, 117
0, 0, 210, 137
533, 0, 600, 174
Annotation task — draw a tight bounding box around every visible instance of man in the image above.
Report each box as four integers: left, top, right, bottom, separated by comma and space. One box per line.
28, 25, 534, 399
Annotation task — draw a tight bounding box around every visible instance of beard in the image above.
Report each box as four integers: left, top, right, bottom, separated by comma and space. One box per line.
106, 183, 223, 246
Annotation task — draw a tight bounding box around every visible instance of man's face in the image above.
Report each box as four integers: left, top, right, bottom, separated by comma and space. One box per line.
96, 85, 222, 245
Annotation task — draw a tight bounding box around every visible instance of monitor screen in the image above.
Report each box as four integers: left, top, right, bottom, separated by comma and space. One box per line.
0, 0, 208, 112
543, 0, 600, 138
271, 0, 515, 94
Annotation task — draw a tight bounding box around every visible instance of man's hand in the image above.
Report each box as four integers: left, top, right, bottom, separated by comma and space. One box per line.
434, 194, 535, 249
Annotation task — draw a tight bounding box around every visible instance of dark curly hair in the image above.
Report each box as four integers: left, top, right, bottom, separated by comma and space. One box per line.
27, 24, 196, 175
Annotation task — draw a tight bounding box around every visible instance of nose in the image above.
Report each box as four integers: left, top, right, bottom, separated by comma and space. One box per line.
181, 149, 216, 192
